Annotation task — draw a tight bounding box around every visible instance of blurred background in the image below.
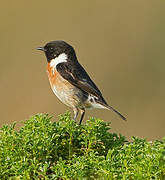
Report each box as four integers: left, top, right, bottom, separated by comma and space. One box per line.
0, 0, 165, 140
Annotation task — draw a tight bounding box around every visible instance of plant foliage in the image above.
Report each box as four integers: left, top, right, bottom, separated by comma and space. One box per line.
0, 112, 165, 179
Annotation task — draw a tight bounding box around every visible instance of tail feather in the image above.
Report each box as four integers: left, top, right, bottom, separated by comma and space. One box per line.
95, 97, 126, 121
98, 101, 126, 121
106, 105, 126, 121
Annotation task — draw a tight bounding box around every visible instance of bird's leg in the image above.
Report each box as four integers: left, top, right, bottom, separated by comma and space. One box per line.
79, 108, 85, 125
73, 108, 79, 121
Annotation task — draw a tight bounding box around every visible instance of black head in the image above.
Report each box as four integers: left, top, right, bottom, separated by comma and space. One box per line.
37, 40, 77, 62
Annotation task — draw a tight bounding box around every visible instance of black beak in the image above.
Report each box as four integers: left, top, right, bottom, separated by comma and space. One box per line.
36, 47, 46, 51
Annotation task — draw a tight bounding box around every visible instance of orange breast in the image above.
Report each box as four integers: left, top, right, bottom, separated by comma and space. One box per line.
47, 63, 81, 108
47, 63, 58, 86
47, 63, 74, 90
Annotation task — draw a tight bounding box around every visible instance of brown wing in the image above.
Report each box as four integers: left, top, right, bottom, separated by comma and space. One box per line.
56, 62, 108, 105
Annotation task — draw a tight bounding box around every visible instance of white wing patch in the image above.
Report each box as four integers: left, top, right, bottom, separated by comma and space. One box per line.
87, 95, 106, 109
50, 53, 67, 69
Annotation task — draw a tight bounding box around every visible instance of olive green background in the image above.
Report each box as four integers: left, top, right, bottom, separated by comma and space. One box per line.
1, 0, 165, 140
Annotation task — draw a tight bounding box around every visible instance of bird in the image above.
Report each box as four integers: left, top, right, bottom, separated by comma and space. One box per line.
37, 40, 126, 124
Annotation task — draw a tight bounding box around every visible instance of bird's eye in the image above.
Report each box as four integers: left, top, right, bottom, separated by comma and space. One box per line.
49, 47, 54, 52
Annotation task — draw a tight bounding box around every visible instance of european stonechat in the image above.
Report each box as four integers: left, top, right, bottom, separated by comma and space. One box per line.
37, 40, 126, 124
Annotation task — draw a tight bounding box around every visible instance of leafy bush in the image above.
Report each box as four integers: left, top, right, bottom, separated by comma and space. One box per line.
0, 112, 165, 179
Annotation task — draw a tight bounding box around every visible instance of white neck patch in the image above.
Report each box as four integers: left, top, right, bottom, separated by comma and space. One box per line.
50, 53, 67, 69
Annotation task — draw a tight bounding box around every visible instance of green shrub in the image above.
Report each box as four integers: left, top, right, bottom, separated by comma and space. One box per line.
0, 112, 164, 179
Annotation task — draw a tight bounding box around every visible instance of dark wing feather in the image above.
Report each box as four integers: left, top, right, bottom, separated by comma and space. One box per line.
56, 62, 108, 105
56, 62, 126, 121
